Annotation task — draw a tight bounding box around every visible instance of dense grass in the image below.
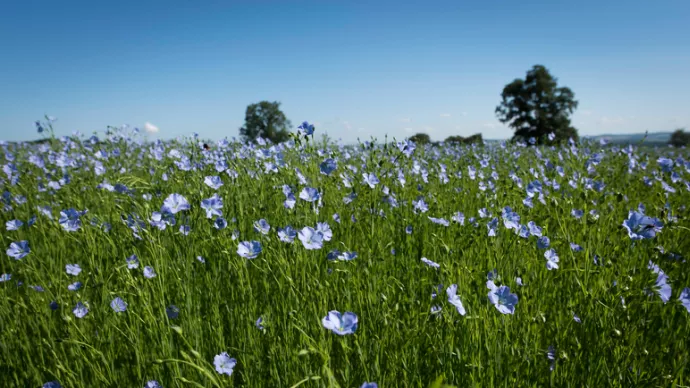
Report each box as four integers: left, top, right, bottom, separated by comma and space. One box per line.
1, 126, 689, 387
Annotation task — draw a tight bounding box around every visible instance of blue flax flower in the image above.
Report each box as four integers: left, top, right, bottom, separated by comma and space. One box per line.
6, 240, 30, 260
237, 241, 262, 259
322, 310, 358, 335
679, 288, 690, 314
253, 219, 270, 234
421, 257, 440, 269
59, 209, 83, 232
299, 187, 320, 202
201, 194, 223, 219
544, 249, 559, 270
446, 284, 466, 316
278, 226, 297, 242
487, 282, 518, 315
214, 352, 237, 376
73, 302, 89, 318
622, 211, 663, 240
162, 193, 190, 214
143, 266, 157, 279
65, 264, 82, 276
298, 227, 323, 250
110, 297, 127, 313
204, 175, 223, 189
320, 158, 337, 175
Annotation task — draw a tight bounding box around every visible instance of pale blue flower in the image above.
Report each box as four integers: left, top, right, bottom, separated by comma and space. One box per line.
298, 227, 323, 250
446, 284, 466, 316
59, 208, 82, 232
204, 175, 223, 189
144, 266, 157, 279
278, 226, 297, 243
316, 222, 333, 241
162, 193, 190, 214
201, 194, 223, 219
362, 172, 380, 188
68, 282, 82, 291
623, 211, 663, 240
127, 255, 140, 269
544, 249, 559, 270
299, 187, 320, 202
66, 264, 82, 276
5, 219, 22, 231
237, 241, 262, 259
322, 310, 358, 335
487, 283, 518, 314
6, 240, 30, 260
421, 257, 440, 269
253, 219, 271, 234
110, 297, 127, 313
73, 302, 89, 318
214, 352, 237, 376
679, 288, 690, 313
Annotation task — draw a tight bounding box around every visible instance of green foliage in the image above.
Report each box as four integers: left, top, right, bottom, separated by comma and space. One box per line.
669, 128, 689, 147
239, 101, 291, 143
409, 132, 431, 144
495, 65, 579, 144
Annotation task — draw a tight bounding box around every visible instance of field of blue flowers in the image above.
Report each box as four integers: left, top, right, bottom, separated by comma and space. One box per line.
1, 118, 689, 388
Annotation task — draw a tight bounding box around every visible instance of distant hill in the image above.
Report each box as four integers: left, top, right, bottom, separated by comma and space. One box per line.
583, 132, 673, 145
485, 132, 673, 145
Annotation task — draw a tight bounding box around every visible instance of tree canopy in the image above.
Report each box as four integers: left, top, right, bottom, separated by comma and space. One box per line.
408, 133, 431, 145
495, 65, 578, 144
669, 128, 689, 147
239, 101, 291, 143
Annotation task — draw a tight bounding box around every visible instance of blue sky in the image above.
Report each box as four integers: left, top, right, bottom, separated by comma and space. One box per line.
1, 0, 689, 143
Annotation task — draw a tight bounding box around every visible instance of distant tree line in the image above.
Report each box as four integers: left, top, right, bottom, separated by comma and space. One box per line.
407, 132, 483, 146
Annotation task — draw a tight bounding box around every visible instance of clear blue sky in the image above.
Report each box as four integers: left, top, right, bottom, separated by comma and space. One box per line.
1, 0, 689, 143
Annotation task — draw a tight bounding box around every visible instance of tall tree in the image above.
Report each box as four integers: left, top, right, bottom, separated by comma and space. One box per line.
495, 65, 578, 144
239, 101, 291, 143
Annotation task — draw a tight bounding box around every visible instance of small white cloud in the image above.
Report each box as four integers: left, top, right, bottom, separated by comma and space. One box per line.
581, 110, 593, 116
482, 122, 498, 129
440, 113, 451, 118
342, 120, 352, 130
404, 127, 413, 133
399, 118, 411, 123
144, 122, 159, 133
461, 112, 468, 117
422, 125, 434, 133
357, 127, 365, 133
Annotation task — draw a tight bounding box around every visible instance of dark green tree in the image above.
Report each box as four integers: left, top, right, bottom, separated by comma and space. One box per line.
239, 101, 291, 143
495, 65, 578, 144
669, 128, 689, 147
409, 133, 431, 144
